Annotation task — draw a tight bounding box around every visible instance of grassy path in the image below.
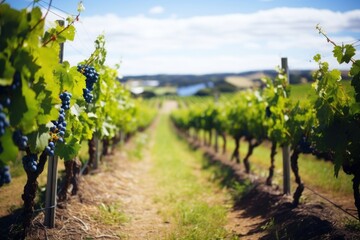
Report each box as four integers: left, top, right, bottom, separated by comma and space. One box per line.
149, 104, 236, 239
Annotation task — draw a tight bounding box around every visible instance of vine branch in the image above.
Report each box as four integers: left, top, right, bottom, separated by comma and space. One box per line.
316, 24, 356, 64
42, 13, 80, 46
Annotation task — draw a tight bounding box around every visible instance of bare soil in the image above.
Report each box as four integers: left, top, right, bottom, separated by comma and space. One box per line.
2, 131, 170, 239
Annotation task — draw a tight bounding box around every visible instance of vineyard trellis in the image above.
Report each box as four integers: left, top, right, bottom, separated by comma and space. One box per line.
0, 2, 157, 238
171, 30, 360, 220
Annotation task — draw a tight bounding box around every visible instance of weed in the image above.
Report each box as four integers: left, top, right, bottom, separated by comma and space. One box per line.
229, 179, 252, 201
93, 202, 128, 225
344, 218, 360, 232
261, 217, 276, 231
129, 133, 148, 161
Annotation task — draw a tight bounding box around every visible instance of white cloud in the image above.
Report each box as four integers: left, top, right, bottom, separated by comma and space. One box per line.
148, 6, 164, 15
58, 7, 360, 75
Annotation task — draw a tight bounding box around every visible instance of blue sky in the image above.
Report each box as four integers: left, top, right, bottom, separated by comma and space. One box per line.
7, 0, 360, 75
9, 0, 360, 16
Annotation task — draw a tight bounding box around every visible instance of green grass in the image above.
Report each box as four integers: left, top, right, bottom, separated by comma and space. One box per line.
128, 132, 149, 161
92, 202, 128, 225
290, 81, 354, 102
290, 83, 316, 102
344, 218, 360, 232
151, 114, 237, 240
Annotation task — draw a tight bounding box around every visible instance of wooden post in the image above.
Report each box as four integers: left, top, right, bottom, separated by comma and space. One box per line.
44, 155, 58, 227
44, 19, 64, 228
281, 57, 291, 195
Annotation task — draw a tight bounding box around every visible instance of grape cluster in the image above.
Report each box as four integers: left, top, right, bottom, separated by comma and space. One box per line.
12, 130, 28, 150
46, 92, 71, 156
77, 65, 99, 103
299, 135, 313, 154
0, 166, 11, 187
60, 92, 72, 110
54, 105, 68, 142
22, 154, 38, 172
45, 141, 55, 156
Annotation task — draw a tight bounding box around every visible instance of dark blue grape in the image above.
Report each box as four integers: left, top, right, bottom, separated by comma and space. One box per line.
0, 165, 11, 186
0, 108, 9, 137
45, 146, 54, 156
0, 72, 22, 108
48, 94, 71, 151
60, 92, 72, 110
12, 130, 28, 150
50, 126, 57, 133
77, 64, 99, 103
299, 135, 313, 154
48, 141, 55, 149
22, 154, 38, 172
58, 114, 65, 122
3, 171, 11, 184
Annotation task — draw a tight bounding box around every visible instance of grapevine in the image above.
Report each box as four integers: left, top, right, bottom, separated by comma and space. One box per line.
12, 130, 28, 151
312, 25, 360, 219
0, 2, 158, 237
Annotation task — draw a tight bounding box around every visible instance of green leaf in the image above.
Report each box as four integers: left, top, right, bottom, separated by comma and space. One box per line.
313, 54, 321, 62
61, 25, 75, 41
21, 78, 39, 133
0, 54, 15, 85
13, 49, 41, 77
0, 128, 19, 163
9, 87, 28, 127
27, 124, 49, 152
70, 103, 84, 117
350, 60, 360, 76
55, 137, 81, 160
333, 46, 343, 63
343, 44, 356, 63
333, 44, 355, 64
36, 130, 51, 152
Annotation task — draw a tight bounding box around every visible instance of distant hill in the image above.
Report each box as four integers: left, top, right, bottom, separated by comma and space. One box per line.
120, 70, 329, 88
120, 69, 350, 98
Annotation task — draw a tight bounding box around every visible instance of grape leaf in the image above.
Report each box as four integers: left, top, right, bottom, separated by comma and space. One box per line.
333, 46, 344, 64
350, 60, 360, 76
343, 45, 355, 64
9, 86, 28, 127
55, 137, 81, 160
21, 78, 39, 133
0, 128, 19, 163
35, 128, 51, 152
0, 55, 15, 85
61, 25, 75, 41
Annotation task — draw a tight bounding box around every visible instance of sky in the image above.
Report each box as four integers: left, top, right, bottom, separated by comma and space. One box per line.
7, 0, 360, 76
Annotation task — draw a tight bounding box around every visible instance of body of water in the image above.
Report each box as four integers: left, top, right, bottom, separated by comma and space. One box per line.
177, 82, 214, 96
